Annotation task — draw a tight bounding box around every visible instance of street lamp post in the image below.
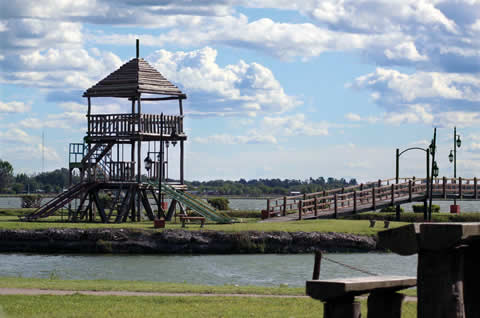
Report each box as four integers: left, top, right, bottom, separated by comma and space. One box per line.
448, 126, 461, 213
396, 146, 430, 221
428, 128, 438, 221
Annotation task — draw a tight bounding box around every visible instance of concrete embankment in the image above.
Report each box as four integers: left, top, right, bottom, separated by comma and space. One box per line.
0, 229, 378, 254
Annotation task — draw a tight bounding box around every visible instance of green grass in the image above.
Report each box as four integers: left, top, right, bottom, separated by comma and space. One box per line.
0, 277, 304, 296
0, 215, 407, 235
0, 294, 417, 318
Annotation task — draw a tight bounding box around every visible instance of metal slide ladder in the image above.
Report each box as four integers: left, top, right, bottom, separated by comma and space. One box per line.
147, 182, 234, 224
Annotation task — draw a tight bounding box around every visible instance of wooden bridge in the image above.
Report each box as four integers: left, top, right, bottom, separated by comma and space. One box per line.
264, 177, 480, 221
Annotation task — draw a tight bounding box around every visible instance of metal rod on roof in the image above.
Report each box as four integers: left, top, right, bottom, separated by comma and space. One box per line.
136, 39, 139, 59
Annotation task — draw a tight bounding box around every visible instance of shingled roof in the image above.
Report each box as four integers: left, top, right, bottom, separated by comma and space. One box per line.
83, 58, 185, 98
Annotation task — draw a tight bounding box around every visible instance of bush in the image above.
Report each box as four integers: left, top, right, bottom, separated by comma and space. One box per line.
412, 204, 440, 213
98, 193, 113, 209
21, 194, 42, 208
380, 206, 404, 213
207, 197, 230, 210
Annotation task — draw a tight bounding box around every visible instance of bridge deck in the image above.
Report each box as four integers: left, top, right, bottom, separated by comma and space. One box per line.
263, 177, 479, 222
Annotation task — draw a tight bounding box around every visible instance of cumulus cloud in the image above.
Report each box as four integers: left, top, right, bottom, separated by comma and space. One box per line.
194, 133, 277, 145
0, 101, 30, 113
149, 47, 300, 116
263, 114, 329, 136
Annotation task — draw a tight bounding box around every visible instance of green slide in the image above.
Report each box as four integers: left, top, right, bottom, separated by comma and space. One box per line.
147, 181, 234, 224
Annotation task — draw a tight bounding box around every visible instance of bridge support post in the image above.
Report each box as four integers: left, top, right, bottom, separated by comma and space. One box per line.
443, 177, 447, 199
353, 191, 357, 214
298, 201, 302, 220
372, 187, 376, 211
283, 196, 287, 216
314, 197, 318, 217
266, 199, 270, 219
459, 177, 463, 199
408, 180, 412, 201
334, 194, 338, 219
475, 178, 478, 200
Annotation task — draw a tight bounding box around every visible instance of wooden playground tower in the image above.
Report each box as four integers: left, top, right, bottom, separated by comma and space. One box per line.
24, 40, 194, 223
72, 40, 186, 222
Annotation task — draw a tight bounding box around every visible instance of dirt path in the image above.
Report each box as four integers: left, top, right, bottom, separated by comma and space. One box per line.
0, 288, 308, 298
0, 288, 417, 302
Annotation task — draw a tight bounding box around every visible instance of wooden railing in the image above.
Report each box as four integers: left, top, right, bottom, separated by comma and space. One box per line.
107, 161, 135, 181
88, 114, 183, 137
264, 177, 479, 219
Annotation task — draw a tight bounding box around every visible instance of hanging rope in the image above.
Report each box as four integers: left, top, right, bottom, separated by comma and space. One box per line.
322, 254, 379, 276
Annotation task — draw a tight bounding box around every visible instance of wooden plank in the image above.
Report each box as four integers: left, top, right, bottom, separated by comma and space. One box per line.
306, 276, 416, 301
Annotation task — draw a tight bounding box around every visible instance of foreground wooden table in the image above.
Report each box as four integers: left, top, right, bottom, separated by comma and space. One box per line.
378, 222, 480, 318
306, 276, 416, 318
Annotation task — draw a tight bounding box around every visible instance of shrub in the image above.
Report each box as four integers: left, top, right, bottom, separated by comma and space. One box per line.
21, 194, 42, 208
207, 197, 230, 210
380, 206, 404, 213
412, 204, 440, 213
98, 193, 113, 209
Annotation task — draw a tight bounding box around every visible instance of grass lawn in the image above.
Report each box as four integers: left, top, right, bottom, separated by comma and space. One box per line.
0, 294, 417, 318
0, 215, 408, 235
0, 277, 304, 296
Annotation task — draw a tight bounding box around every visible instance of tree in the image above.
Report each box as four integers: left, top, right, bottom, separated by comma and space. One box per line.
0, 159, 13, 192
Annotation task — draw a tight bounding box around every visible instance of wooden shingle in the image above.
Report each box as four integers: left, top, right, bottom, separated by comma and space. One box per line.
83, 58, 185, 98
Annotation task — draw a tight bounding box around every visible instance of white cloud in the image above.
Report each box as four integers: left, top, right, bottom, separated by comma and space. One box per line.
149, 47, 300, 116
345, 113, 379, 124
384, 42, 428, 62
0, 128, 36, 144
194, 133, 277, 145
0, 101, 30, 113
263, 114, 329, 136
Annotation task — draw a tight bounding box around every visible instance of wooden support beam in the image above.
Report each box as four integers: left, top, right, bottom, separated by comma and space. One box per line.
266, 199, 270, 219
92, 191, 107, 223
443, 176, 447, 199
283, 196, 287, 216
314, 197, 318, 217
140, 189, 155, 221
408, 180, 412, 201
391, 184, 395, 205
312, 250, 322, 280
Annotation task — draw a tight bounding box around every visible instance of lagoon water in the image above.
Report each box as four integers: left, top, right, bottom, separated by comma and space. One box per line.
1, 196, 479, 212
0, 253, 417, 287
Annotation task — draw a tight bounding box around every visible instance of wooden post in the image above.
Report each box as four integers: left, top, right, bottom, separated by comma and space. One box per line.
266, 199, 270, 219
312, 250, 322, 280
180, 140, 184, 184
391, 184, 395, 205
417, 247, 466, 318
334, 194, 338, 219
298, 201, 302, 220
475, 177, 478, 199
324, 296, 361, 318
464, 244, 480, 318
378, 179, 381, 187
459, 177, 463, 199
443, 176, 447, 199
353, 191, 357, 213
408, 180, 412, 201
283, 196, 287, 216
372, 186, 376, 210
368, 292, 405, 318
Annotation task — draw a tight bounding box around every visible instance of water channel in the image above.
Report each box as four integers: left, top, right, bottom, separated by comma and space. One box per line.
1, 197, 479, 212
0, 253, 417, 287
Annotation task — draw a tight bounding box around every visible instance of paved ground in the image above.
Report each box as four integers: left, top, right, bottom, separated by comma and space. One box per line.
0, 288, 417, 301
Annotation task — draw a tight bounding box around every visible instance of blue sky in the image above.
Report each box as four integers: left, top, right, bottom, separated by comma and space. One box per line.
0, 0, 479, 182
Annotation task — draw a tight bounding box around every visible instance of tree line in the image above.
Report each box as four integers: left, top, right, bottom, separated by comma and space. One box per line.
0, 159, 357, 196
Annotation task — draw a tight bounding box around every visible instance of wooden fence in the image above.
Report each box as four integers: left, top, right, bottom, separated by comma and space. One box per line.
264, 177, 479, 219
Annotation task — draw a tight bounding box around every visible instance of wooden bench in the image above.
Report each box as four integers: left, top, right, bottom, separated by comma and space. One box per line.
179, 216, 205, 228
306, 251, 416, 318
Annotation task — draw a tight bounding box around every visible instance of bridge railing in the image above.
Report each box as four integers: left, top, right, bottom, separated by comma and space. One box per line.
264, 178, 420, 219
263, 176, 478, 219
